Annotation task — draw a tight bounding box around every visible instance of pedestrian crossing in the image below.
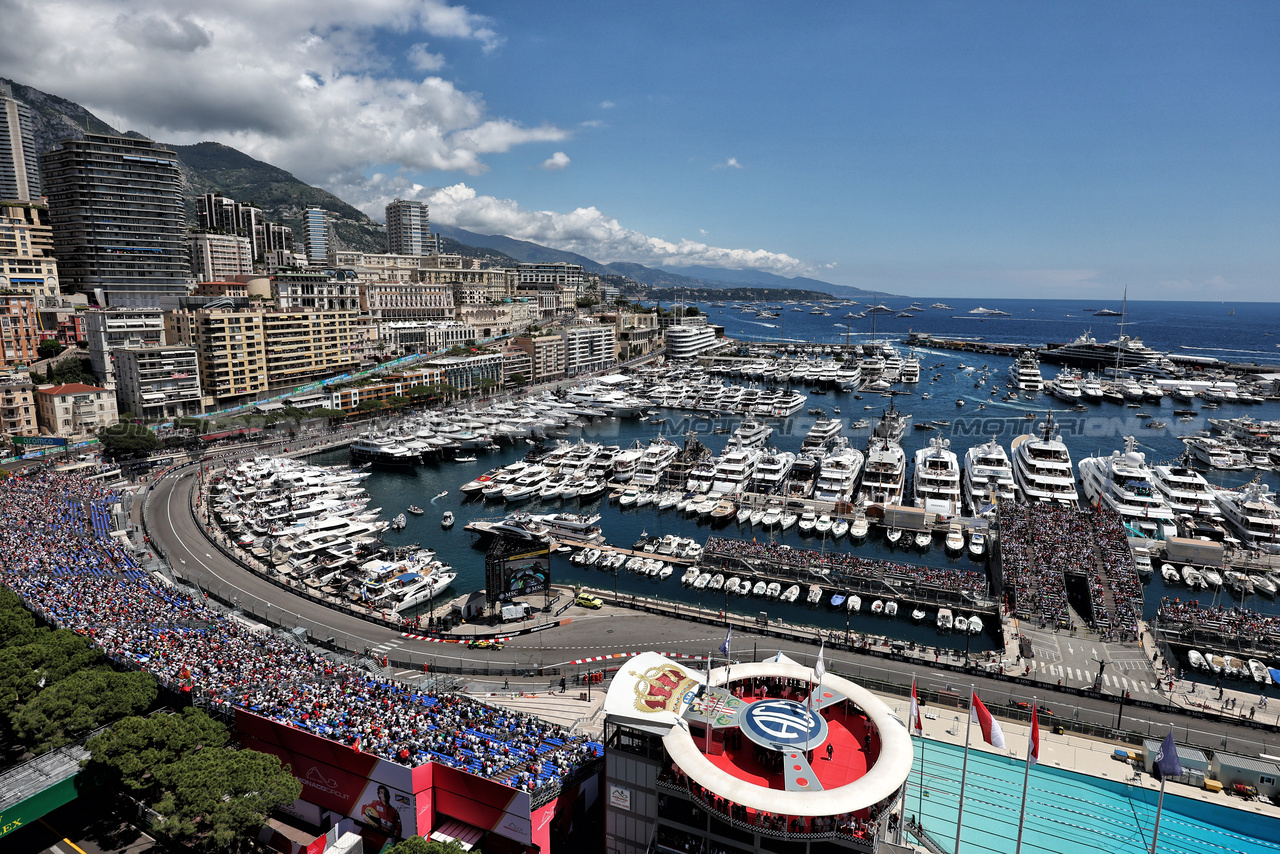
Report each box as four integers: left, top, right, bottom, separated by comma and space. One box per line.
1033, 663, 1156, 694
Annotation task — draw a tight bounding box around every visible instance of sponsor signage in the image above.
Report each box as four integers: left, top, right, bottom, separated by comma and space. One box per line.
608, 783, 632, 812
739, 699, 827, 751
14, 436, 67, 446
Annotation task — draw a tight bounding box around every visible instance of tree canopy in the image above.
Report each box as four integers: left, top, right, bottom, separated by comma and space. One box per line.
386, 837, 468, 854
13, 668, 157, 752
97, 424, 161, 460
86, 707, 231, 800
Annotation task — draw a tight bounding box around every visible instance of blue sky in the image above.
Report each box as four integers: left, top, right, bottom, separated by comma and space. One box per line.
6, 1, 1279, 298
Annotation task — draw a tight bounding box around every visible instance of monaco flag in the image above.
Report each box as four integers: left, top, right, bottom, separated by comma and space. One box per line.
909, 677, 923, 735
1028, 703, 1040, 766
970, 690, 1006, 749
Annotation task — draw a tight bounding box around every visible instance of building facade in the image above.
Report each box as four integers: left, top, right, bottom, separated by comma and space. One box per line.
424, 352, 503, 396
0, 202, 60, 307
303, 206, 330, 267
360, 281, 455, 322
500, 344, 533, 388
164, 307, 268, 402
665, 325, 720, 360
260, 310, 362, 388
83, 308, 166, 387
517, 262, 585, 294
112, 345, 203, 419
40, 135, 189, 306
0, 373, 37, 437
35, 382, 118, 438
0, 84, 40, 202
377, 321, 473, 356
187, 232, 255, 282
514, 334, 566, 383
384, 199, 438, 256
0, 293, 40, 367
561, 322, 616, 376
272, 269, 361, 311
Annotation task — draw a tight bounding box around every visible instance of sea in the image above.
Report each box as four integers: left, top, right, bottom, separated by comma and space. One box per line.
304, 297, 1280, 662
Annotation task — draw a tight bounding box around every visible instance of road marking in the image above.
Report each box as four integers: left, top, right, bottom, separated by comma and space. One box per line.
38, 819, 87, 854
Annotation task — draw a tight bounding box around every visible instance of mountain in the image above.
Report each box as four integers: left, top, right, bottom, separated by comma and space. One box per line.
432, 224, 615, 272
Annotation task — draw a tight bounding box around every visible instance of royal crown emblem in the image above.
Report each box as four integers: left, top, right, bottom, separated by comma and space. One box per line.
631, 664, 694, 714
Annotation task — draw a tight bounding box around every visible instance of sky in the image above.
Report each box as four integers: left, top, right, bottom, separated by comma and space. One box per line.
2, 1, 1278, 299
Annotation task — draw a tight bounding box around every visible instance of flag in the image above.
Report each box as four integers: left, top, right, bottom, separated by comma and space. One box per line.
970, 690, 1006, 749
909, 677, 923, 735
352, 734, 362, 754
1028, 703, 1040, 766
718, 627, 732, 658
813, 642, 826, 685
1153, 729, 1182, 781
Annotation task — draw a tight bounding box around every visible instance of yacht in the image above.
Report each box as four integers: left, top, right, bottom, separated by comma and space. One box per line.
900, 355, 921, 383
612, 446, 644, 483
961, 439, 1018, 516
1183, 435, 1246, 470
751, 451, 796, 494
1148, 455, 1224, 519
1008, 351, 1044, 392
1038, 332, 1163, 370
802, 418, 844, 454
710, 444, 764, 494
633, 438, 680, 488
732, 419, 774, 449
349, 435, 421, 467
969, 306, 1011, 317
1080, 373, 1105, 401
1214, 483, 1280, 554
911, 437, 962, 516
1049, 372, 1083, 402
858, 437, 907, 507
812, 442, 866, 503
785, 454, 820, 499
1078, 437, 1178, 539
1010, 414, 1079, 506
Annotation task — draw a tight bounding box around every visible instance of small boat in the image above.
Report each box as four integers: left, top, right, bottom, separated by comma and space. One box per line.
454, 455, 478, 463
1249, 659, 1272, 685
847, 594, 861, 613
807, 585, 823, 604
831, 518, 849, 538
912, 608, 927, 622
708, 573, 725, 591
407, 505, 425, 515
830, 593, 846, 609
752, 581, 768, 596
886, 527, 904, 545
435, 490, 448, 499
441, 511, 454, 529
766, 582, 782, 598
391, 513, 407, 530
937, 608, 953, 631
1202, 568, 1223, 588
1161, 564, 1180, 585
1225, 656, 1247, 679
781, 584, 801, 603
849, 517, 869, 539
884, 600, 899, 617
914, 531, 932, 549
725, 577, 741, 594
1188, 650, 1208, 671
1251, 575, 1277, 597
682, 567, 700, 585
694, 572, 711, 590
1209, 654, 1225, 675
967, 615, 983, 634
945, 529, 965, 552
871, 599, 885, 615
953, 616, 970, 633
968, 532, 986, 557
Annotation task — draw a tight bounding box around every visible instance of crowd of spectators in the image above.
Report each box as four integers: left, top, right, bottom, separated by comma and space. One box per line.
999, 503, 1142, 636
1158, 598, 1280, 645
0, 470, 601, 795
704, 537, 989, 597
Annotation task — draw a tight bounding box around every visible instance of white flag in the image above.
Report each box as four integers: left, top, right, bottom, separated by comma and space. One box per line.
813, 642, 826, 685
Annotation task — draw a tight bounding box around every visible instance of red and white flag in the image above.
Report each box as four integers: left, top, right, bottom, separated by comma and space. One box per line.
970, 690, 1006, 749
1028, 703, 1040, 766
909, 677, 923, 735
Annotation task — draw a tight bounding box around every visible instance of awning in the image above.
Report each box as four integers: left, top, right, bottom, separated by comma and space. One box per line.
429, 818, 484, 851
254, 401, 286, 412
200, 427, 263, 441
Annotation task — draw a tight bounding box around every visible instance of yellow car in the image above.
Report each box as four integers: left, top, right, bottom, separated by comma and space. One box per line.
575, 594, 603, 610
467, 639, 504, 650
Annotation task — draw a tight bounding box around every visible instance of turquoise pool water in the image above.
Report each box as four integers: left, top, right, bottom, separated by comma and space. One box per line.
912, 739, 1280, 854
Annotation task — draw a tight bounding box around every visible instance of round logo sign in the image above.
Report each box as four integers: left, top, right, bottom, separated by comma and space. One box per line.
740, 699, 826, 749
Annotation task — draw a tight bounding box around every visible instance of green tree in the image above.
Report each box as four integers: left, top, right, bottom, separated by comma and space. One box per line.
86, 708, 231, 800
0, 588, 43, 649
384, 395, 410, 408
38, 339, 66, 360
477, 378, 498, 396
355, 399, 385, 411
153, 747, 302, 850
0, 627, 106, 712
13, 669, 157, 752
509, 372, 528, 388
97, 424, 161, 460
386, 837, 467, 854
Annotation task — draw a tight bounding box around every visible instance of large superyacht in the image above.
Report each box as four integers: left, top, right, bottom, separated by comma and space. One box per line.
1078, 437, 1178, 539
961, 439, 1018, 516
911, 436, 962, 516
1010, 414, 1079, 506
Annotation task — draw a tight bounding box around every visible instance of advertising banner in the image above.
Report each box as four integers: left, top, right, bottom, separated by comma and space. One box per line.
431, 765, 532, 846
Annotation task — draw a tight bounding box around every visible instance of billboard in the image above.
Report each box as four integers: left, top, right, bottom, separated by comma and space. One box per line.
431, 765, 532, 846
235, 710, 429, 840
484, 539, 551, 604
13, 436, 67, 447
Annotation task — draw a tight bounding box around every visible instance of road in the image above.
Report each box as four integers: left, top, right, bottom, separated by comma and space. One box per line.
143, 465, 1280, 758
5, 797, 156, 854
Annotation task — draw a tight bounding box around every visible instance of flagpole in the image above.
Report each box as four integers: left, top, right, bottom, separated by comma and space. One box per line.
1149, 776, 1167, 854
901, 675, 916, 846
954, 685, 975, 854
1014, 697, 1035, 854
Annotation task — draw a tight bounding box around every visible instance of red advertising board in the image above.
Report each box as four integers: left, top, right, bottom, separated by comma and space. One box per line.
431, 764, 532, 846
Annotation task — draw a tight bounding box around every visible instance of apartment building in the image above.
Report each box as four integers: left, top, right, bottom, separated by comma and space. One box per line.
0, 373, 37, 437
272, 269, 361, 311
500, 345, 533, 388
260, 310, 362, 388
0, 202, 60, 308
164, 307, 268, 402
187, 232, 254, 281
513, 333, 566, 383
360, 281, 455, 322
424, 352, 503, 396
35, 382, 118, 438
384, 199, 438, 256
325, 367, 446, 411
0, 294, 40, 367
0, 84, 41, 202
561, 322, 616, 377
378, 321, 473, 355
303, 206, 330, 266
83, 308, 166, 387
665, 324, 721, 360
112, 345, 203, 419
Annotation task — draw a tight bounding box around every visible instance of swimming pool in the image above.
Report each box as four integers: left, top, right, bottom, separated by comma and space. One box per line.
911, 739, 1280, 854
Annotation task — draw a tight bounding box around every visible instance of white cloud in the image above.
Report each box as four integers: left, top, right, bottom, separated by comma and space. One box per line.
541, 151, 571, 171
407, 42, 445, 71
712, 157, 743, 170
3, 0, 550, 187
416, 183, 810, 276
600, 100, 615, 109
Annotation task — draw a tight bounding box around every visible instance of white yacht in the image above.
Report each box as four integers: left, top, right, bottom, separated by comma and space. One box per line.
912, 437, 962, 516
1009, 351, 1044, 392
961, 439, 1018, 516
813, 442, 866, 503
900, 354, 921, 384
732, 419, 774, 449
1010, 414, 1079, 506
752, 451, 796, 494
1148, 456, 1224, 519
710, 444, 763, 494
870, 400, 910, 444
1214, 483, 1280, 554
1048, 372, 1083, 402
802, 418, 844, 454
633, 438, 679, 488
612, 446, 645, 483
1080, 373, 1105, 401
858, 437, 907, 507
1183, 435, 1246, 470
1078, 437, 1178, 539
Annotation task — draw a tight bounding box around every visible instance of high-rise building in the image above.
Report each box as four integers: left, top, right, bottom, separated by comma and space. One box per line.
0, 202, 60, 307
0, 84, 40, 202
303, 206, 330, 266
40, 135, 189, 307
82, 308, 166, 387
187, 232, 255, 281
385, 199, 438, 255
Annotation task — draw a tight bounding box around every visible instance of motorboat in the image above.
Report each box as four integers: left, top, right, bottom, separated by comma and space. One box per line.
799, 511, 818, 534
968, 531, 986, 558
1250, 575, 1277, 596
1249, 659, 1272, 685
884, 600, 899, 617
961, 439, 1018, 516
1161, 564, 1180, 585
1187, 650, 1208, 671
1079, 437, 1179, 539
807, 585, 823, 604
831, 518, 849, 538
441, 511, 454, 529
912, 437, 962, 516
781, 585, 801, 603
407, 505, 425, 515
914, 531, 932, 549
1181, 567, 1206, 589
1202, 568, 1223, 588
967, 616, 984, 634
911, 608, 927, 622
752, 581, 768, 596
1008, 351, 1044, 391
830, 593, 846, 609
1214, 483, 1280, 555
1131, 548, 1153, 577
847, 595, 862, 612
886, 527, 904, 545
937, 608, 953, 630
849, 517, 869, 539
953, 616, 971, 633
766, 582, 782, 598
871, 599, 885, 615
945, 528, 965, 552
